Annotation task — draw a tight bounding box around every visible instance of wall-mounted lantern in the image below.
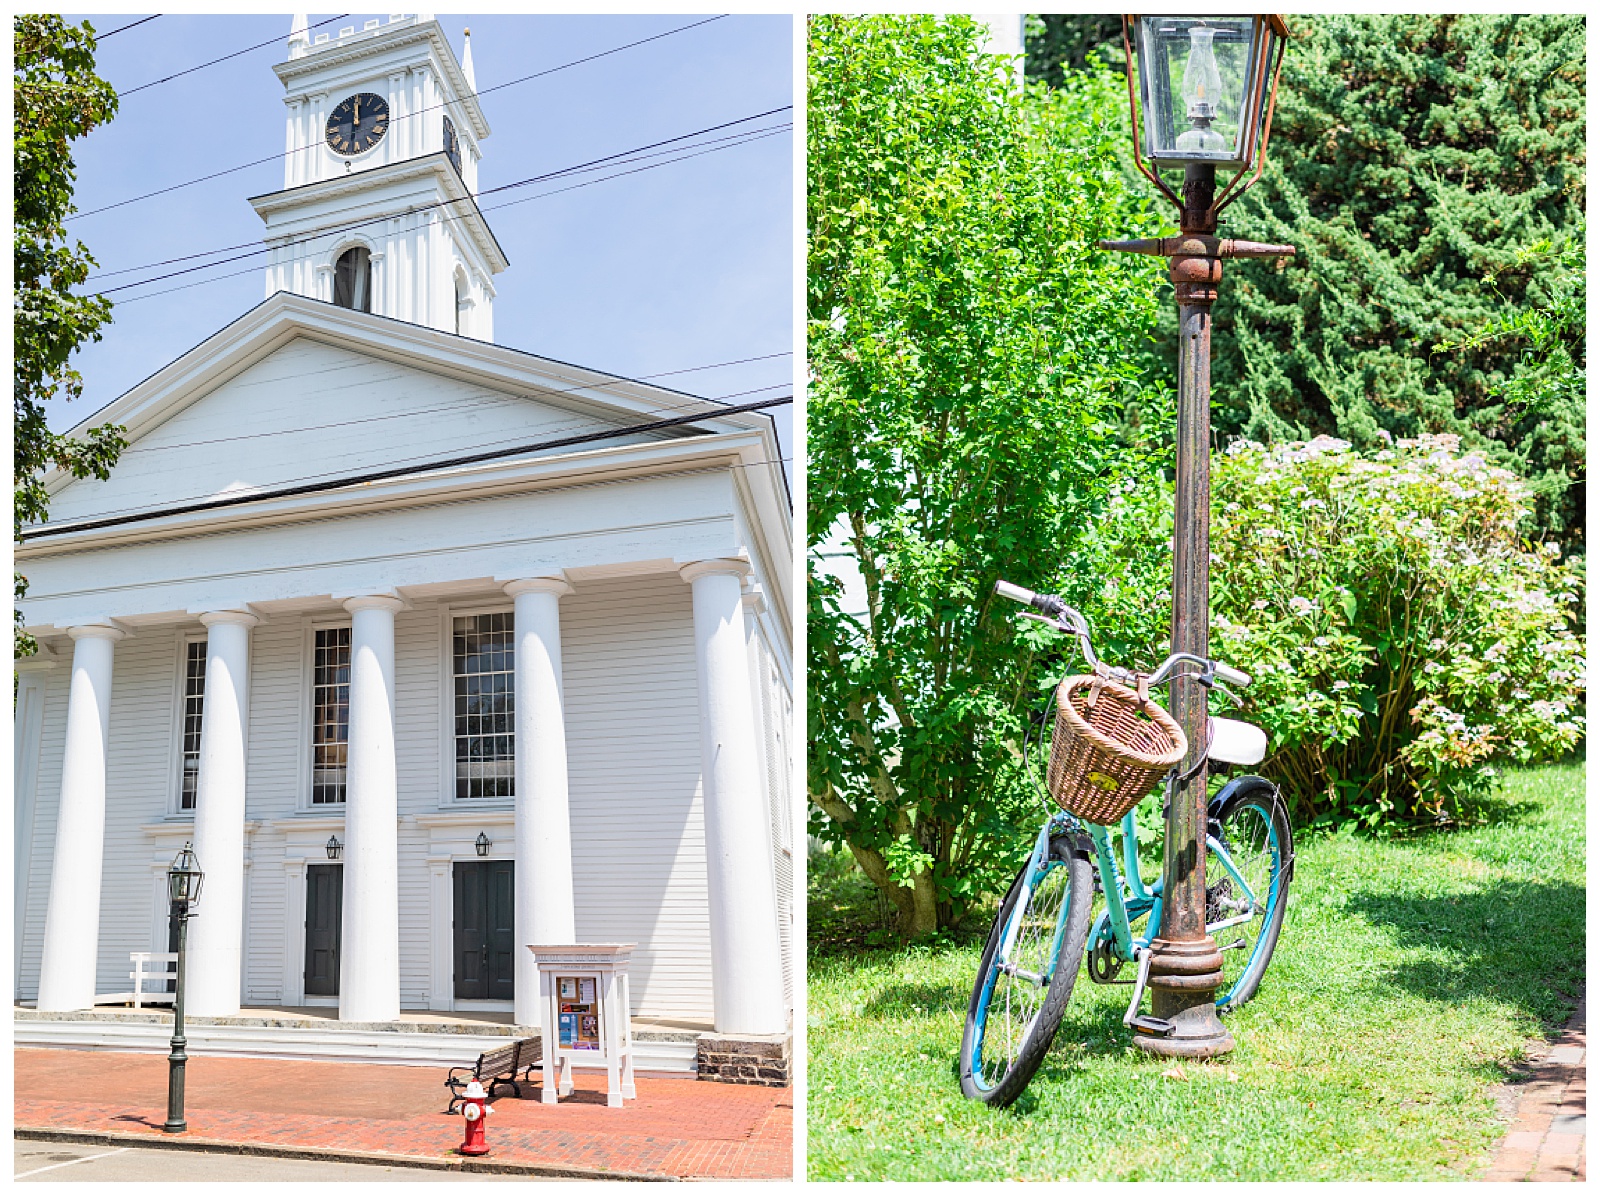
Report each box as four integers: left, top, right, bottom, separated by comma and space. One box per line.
325, 835, 342, 861
476, 832, 492, 857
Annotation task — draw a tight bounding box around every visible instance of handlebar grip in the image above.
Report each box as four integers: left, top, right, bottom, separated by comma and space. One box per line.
1214, 663, 1251, 688
994, 580, 1033, 604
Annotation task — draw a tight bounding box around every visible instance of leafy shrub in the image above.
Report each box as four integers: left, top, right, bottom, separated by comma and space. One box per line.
1063, 436, 1585, 829
807, 14, 1171, 933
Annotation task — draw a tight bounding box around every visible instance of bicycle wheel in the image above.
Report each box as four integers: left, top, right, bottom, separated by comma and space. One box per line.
959, 835, 1092, 1107
1206, 779, 1292, 1008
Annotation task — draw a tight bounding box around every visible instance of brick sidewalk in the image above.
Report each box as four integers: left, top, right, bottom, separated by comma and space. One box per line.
1485, 991, 1585, 1182
14, 1048, 790, 1180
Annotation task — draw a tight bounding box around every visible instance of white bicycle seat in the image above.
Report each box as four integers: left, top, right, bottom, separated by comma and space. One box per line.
1208, 716, 1267, 765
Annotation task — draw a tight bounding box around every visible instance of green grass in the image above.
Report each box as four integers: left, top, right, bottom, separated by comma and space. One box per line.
806, 762, 1585, 1181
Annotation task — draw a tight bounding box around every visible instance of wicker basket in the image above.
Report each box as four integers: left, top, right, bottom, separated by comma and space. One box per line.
1046, 674, 1187, 824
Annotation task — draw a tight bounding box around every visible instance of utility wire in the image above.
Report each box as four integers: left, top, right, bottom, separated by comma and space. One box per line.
47, 379, 792, 520
119, 15, 349, 96
96, 15, 160, 40
96, 111, 791, 296
109, 122, 789, 304
24, 395, 792, 537
117, 352, 791, 456
70, 14, 728, 221
90, 116, 788, 284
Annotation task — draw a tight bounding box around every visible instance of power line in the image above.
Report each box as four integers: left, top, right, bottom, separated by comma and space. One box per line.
69, 14, 729, 222
109, 122, 789, 304
96, 15, 160, 40
23, 395, 793, 538
45, 377, 792, 522
96, 111, 791, 297
117, 352, 792, 456
90, 116, 789, 285
120, 15, 349, 97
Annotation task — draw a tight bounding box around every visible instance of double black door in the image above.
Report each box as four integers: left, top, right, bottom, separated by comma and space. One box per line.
303, 864, 342, 996
454, 860, 515, 1000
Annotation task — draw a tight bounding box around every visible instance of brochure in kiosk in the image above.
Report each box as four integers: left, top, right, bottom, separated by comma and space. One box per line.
557, 975, 601, 1051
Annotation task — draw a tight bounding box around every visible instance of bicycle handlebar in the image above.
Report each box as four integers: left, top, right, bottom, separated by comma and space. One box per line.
995, 578, 1252, 691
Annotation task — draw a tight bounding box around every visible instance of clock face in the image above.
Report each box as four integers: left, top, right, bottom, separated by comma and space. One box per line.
326, 92, 389, 156
443, 115, 462, 175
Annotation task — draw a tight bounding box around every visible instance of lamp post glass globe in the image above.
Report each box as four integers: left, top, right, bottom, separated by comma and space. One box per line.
1134, 15, 1281, 170
166, 843, 204, 910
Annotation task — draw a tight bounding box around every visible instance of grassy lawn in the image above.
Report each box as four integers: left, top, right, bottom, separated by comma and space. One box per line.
806, 761, 1585, 1181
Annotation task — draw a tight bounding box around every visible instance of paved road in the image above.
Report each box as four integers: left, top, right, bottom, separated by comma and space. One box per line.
15, 1138, 539, 1182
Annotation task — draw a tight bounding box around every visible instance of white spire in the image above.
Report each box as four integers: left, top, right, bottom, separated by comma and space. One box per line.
287, 13, 310, 59
461, 27, 476, 92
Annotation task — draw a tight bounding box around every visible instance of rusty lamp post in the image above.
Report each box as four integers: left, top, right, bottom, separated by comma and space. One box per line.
1103, 14, 1293, 1058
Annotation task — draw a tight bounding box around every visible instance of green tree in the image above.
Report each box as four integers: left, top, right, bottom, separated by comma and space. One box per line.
807, 14, 1169, 934
14, 14, 125, 656
1023, 14, 1122, 88
1206, 14, 1585, 550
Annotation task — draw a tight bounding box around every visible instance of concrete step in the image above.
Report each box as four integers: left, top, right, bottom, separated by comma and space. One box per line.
12, 1019, 697, 1074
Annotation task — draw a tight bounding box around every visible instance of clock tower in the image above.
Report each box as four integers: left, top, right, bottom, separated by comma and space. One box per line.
250, 14, 508, 339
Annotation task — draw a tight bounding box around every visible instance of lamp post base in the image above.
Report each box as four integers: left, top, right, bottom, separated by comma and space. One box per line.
1131, 936, 1234, 1058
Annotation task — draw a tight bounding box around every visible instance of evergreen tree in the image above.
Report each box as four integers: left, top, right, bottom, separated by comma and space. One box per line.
1209, 14, 1585, 547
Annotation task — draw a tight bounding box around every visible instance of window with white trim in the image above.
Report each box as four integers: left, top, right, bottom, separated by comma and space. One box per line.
311, 627, 351, 805
453, 612, 514, 799
179, 639, 206, 810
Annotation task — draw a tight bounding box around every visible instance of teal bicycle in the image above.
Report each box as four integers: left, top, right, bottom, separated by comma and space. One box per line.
959, 581, 1293, 1107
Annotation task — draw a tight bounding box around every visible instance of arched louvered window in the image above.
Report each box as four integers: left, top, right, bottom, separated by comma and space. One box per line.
333, 246, 372, 312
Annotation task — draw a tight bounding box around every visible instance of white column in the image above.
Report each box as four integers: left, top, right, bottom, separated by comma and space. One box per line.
340, 595, 403, 1021
36, 623, 124, 1012
505, 576, 576, 1028
680, 560, 787, 1035
185, 609, 258, 1018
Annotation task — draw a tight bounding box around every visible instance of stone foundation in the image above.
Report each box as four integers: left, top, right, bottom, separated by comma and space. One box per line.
696, 1031, 791, 1087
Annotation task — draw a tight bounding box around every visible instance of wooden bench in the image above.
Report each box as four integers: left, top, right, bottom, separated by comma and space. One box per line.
445, 1035, 541, 1113
93, 953, 177, 1009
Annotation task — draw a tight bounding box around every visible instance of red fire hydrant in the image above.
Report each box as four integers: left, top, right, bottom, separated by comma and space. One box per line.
458, 1078, 494, 1156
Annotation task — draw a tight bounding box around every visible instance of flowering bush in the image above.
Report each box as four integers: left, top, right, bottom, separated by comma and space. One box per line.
1061, 435, 1585, 829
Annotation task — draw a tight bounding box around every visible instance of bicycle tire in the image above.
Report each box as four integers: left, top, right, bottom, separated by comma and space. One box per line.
959, 835, 1092, 1107
1207, 779, 1293, 1008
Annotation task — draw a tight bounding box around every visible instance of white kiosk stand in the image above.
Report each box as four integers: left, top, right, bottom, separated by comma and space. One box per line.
528, 943, 637, 1108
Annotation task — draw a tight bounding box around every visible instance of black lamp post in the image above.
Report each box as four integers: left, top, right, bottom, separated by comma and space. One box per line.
164, 842, 204, 1132
1102, 14, 1293, 1059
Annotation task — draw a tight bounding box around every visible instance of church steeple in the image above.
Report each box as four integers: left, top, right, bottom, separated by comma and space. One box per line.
250, 15, 508, 339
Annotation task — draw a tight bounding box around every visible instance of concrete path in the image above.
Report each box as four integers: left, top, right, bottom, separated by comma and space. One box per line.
14, 1048, 791, 1181
1485, 990, 1585, 1182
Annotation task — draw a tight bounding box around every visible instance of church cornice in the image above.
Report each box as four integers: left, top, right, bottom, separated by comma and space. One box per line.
273, 18, 490, 141
248, 152, 509, 275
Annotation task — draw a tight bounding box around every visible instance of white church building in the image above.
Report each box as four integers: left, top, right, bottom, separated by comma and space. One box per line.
14, 15, 795, 1066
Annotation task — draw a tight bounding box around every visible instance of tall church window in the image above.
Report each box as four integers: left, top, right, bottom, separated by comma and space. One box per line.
311, 627, 351, 804
333, 246, 372, 312
179, 639, 206, 810
453, 612, 515, 799
454, 273, 469, 336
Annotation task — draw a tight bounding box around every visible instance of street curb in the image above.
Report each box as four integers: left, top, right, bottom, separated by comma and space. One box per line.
14, 1126, 678, 1181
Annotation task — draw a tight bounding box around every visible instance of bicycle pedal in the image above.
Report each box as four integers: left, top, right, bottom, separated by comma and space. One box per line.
1128, 1015, 1175, 1037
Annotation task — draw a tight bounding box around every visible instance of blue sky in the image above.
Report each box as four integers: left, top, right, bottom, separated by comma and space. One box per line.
55, 13, 794, 469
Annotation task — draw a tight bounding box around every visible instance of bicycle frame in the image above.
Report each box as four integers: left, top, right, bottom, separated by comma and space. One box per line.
1018, 791, 1262, 987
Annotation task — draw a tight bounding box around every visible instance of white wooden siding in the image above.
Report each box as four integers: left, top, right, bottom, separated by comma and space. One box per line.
561, 574, 714, 1020
46, 337, 667, 525
17, 671, 67, 1001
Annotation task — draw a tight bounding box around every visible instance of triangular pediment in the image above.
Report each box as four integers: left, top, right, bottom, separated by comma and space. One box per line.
42, 293, 761, 529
